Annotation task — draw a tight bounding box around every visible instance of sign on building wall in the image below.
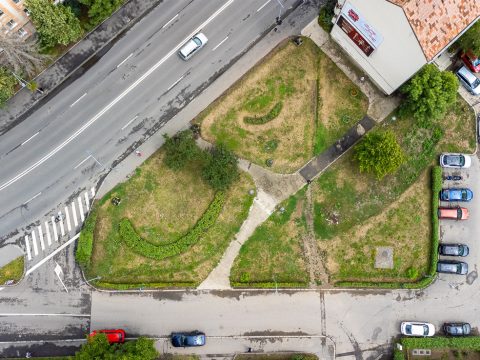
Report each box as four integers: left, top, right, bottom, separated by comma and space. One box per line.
337, 2, 383, 56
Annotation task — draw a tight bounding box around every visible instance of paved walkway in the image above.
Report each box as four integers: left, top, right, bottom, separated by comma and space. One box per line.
0, 0, 162, 134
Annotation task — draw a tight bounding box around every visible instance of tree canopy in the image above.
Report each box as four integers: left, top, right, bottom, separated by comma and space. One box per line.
0, 33, 48, 77
0, 67, 17, 108
458, 21, 480, 55
79, 0, 124, 27
202, 144, 239, 191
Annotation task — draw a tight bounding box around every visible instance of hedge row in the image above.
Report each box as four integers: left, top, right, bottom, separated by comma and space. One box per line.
119, 191, 226, 260
244, 102, 283, 125
94, 281, 197, 290
76, 207, 98, 271
231, 281, 308, 289
335, 166, 442, 289
394, 336, 480, 359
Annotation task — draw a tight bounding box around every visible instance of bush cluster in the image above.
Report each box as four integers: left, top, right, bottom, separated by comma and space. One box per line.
119, 192, 226, 260
244, 102, 283, 125
75, 208, 98, 271
202, 145, 239, 191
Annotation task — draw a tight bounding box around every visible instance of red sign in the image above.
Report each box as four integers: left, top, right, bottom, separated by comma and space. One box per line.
337, 15, 374, 56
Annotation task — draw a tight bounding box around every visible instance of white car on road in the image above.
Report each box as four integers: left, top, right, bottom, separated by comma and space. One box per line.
400, 322, 435, 337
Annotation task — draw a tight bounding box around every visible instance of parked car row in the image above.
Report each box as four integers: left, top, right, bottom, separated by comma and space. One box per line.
89, 329, 206, 347
458, 50, 480, 95
400, 321, 472, 337
437, 153, 472, 275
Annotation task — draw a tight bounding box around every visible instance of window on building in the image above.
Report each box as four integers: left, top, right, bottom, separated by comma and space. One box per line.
23, 8, 30, 16
17, 28, 27, 37
6, 20, 16, 30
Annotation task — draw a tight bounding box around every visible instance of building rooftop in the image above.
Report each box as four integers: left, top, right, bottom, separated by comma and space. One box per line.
388, 0, 480, 61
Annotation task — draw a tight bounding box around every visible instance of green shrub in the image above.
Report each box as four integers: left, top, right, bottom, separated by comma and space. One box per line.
318, 0, 336, 32
406, 267, 419, 280
244, 102, 283, 125
202, 145, 239, 191
393, 348, 405, 360
119, 192, 226, 260
76, 208, 98, 271
163, 130, 202, 170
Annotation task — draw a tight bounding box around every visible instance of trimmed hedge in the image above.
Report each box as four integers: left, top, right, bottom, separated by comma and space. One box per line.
335, 166, 442, 289
94, 281, 197, 290
231, 281, 308, 289
244, 102, 283, 125
119, 192, 226, 260
76, 208, 98, 271
395, 336, 480, 359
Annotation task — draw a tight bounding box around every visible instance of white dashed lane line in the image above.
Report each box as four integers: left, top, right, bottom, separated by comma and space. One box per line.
65, 207, 71, 232
212, 36, 229, 51
71, 202, 78, 227
25, 235, 32, 261
37, 226, 45, 251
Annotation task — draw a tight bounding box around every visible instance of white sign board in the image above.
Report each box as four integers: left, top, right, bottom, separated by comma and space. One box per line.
341, 2, 383, 49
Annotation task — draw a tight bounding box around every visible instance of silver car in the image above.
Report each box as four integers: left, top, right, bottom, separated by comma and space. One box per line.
457, 66, 480, 95
178, 33, 208, 60
439, 153, 471, 168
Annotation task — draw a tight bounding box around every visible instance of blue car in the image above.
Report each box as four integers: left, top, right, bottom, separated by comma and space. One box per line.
171, 331, 206, 347
440, 188, 473, 202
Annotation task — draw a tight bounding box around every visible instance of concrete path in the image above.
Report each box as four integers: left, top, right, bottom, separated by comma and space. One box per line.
0, 245, 23, 268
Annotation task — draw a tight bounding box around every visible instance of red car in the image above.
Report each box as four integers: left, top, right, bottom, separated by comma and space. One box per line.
89, 329, 126, 344
438, 206, 469, 220
461, 50, 480, 73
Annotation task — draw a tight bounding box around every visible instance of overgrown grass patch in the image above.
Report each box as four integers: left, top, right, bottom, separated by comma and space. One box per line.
0, 256, 24, 284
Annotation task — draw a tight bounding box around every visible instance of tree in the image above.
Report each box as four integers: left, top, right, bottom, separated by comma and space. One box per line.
0, 67, 17, 108
25, 0, 82, 49
163, 130, 200, 170
0, 33, 48, 77
458, 20, 480, 55
354, 130, 405, 180
75, 333, 115, 360
79, 0, 123, 26
399, 64, 458, 124
202, 144, 239, 191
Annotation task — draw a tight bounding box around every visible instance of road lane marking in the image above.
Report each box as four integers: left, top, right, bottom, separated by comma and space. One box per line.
73, 155, 92, 170
91, 187, 95, 198
69, 93, 87, 108
71, 202, 78, 227
84, 192, 90, 212
257, 0, 271, 12
37, 226, 45, 251
65, 207, 71, 232
24, 236, 32, 261
21, 132, 39, 146
167, 75, 184, 91
212, 36, 229, 51
52, 216, 58, 242
78, 196, 85, 222
25, 233, 80, 276
45, 221, 52, 246
59, 212, 65, 236
121, 115, 139, 130
162, 13, 179, 29
0, 0, 235, 193
116, 53, 133, 68
23, 192, 41, 205
0, 311, 89, 317
31, 231, 38, 256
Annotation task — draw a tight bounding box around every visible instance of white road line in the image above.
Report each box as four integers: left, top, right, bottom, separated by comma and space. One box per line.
0, 311, 89, 317
73, 155, 92, 170
0, 0, 235, 193
116, 53, 133, 68
31, 231, 38, 256
37, 226, 45, 251
257, 0, 271, 12
45, 221, 52, 246
59, 212, 65, 237
91, 187, 95, 198
23, 192, 41, 205
25, 233, 80, 276
78, 196, 85, 222
52, 216, 58, 242
162, 13, 179, 29
69, 93, 87, 108
121, 115, 139, 130
65, 207, 71, 232
71, 202, 78, 227
84, 192, 90, 211
21, 132, 39, 146
24, 236, 32, 261
212, 36, 229, 51
167, 75, 184, 91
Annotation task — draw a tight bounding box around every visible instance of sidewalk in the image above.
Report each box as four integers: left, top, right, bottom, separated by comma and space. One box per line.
0, 0, 162, 134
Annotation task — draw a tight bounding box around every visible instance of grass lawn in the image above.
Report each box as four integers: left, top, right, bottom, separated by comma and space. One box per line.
0, 256, 24, 284
87, 150, 254, 288
198, 37, 367, 173
230, 189, 309, 287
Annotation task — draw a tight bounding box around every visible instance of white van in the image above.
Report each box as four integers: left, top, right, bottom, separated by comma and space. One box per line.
178, 33, 208, 61
457, 66, 480, 95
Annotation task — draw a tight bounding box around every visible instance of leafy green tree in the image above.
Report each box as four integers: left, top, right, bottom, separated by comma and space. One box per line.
26, 0, 82, 49
75, 333, 115, 360
79, 0, 123, 26
399, 64, 458, 124
163, 130, 200, 170
354, 130, 405, 180
458, 21, 480, 55
0, 67, 17, 108
202, 144, 239, 191
117, 337, 158, 360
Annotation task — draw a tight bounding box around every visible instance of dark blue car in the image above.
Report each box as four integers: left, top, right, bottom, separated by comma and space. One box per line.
440, 188, 473, 202
171, 331, 206, 347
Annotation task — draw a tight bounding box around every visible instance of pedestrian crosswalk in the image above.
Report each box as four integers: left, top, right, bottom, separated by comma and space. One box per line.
24, 187, 95, 261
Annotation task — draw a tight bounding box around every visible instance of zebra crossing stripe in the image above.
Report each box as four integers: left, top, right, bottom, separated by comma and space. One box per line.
52, 216, 59, 242
84, 192, 90, 211
65, 206, 71, 232
71, 202, 78, 227
45, 221, 52, 246
78, 196, 85, 222
91, 187, 95, 198
31, 231, 38, 256
37, 226, 45, 251
24, 235, 32, 261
